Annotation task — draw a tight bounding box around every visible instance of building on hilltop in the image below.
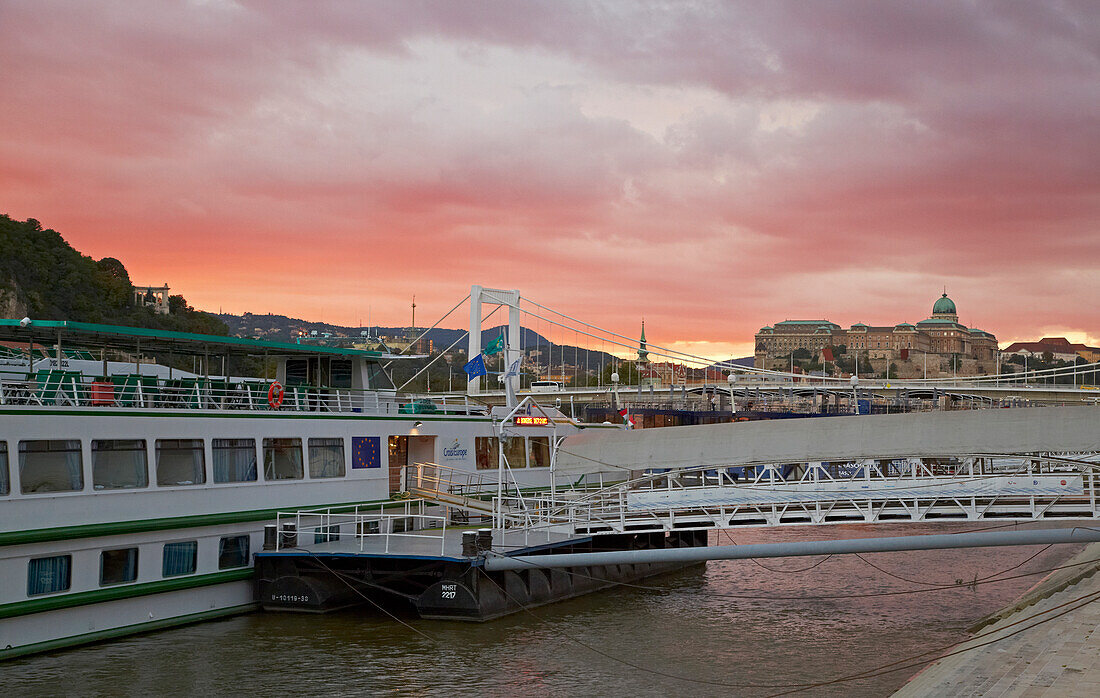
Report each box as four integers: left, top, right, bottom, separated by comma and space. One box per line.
754, 292, 998, 378
133, 284, 170, 315
1002, 337, 1100, 364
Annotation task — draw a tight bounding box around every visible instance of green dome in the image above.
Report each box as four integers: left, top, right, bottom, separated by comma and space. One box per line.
933, 293, 956, 315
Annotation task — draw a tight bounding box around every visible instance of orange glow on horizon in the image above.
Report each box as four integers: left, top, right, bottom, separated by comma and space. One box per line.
1, 3, 1096, 350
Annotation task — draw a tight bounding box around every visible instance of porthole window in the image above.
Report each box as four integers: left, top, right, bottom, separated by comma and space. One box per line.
100, 548, 139, 585
162, 541, 197, 577
218, 535, 250, 569
28, 555, 71, 595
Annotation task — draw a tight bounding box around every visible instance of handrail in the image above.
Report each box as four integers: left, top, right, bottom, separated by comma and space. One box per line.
476, 452, 1100, 538
0, 367, 491, 415
274, 498, 448, 556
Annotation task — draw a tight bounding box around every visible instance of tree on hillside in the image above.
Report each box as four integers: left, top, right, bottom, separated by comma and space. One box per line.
0, 213, 227, 336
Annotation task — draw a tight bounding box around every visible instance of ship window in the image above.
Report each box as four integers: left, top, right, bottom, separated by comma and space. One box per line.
155, 439, 206, 486
0, 442, 7, 495
19, 440, 83, 494
100, 548, 139, 585
330, 360, 353, 389
285, 359, 309, 387
92, 439, 148, 490
27, 555, 71, 596
475, 437, 499, 471
212, 439, 257, 483
528, 437, 551, 469
308, 438, 345, 478
218, 535, 250, 569
503, 435, 526, 469
162, 541, 197, 577
263, 438, 303, 480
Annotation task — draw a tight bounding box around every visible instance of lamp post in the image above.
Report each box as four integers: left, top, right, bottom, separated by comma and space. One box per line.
850, 374, 859, 414
727, 372, 737, 415
611, 371, 620, 411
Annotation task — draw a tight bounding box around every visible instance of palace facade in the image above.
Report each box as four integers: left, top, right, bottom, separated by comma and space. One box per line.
754, 293, 998, 375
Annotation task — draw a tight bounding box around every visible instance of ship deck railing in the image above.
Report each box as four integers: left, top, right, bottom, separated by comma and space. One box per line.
0, 367, 485, 416
274, 498, 449, 556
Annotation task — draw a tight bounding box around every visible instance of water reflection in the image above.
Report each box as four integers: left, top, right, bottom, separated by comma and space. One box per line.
6, 523, 1081, 697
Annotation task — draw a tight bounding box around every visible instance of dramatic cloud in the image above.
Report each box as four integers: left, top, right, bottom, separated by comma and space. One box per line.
1, 1, 1097, 356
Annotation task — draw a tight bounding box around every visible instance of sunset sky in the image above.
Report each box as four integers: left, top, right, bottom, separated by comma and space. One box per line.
2, 1, 1098, 359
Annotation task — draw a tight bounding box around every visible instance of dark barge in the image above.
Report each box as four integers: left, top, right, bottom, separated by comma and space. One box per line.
255, 526, 706, 621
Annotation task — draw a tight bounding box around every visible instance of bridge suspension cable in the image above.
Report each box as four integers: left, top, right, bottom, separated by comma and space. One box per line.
514, 296, 814, 381
513, 295, 1100, 388
443, 287, 1098, 388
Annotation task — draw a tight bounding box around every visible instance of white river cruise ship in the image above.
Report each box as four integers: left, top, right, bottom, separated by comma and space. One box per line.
0, 318, 617, 658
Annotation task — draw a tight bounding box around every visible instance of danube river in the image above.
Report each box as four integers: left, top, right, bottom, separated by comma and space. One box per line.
6, 523, 1082, 697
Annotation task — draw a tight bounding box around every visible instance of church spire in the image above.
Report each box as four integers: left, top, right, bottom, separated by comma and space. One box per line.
637, 319, 649, 363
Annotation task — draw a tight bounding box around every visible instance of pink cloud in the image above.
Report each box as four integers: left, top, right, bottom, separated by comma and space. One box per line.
0, 1, 1098, 355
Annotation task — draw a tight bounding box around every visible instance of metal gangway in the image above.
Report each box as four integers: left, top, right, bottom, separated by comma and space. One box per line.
404, 453, 1100, 539
405, 462, 500, 517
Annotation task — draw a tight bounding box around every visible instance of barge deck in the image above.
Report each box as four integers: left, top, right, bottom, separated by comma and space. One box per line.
255, 519, 706, 620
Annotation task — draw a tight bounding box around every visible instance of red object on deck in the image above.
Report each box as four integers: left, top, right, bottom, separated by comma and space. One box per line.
91, 381, 114, 406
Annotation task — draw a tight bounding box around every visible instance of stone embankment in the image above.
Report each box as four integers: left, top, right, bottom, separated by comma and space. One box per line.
893, 542, 1100, 697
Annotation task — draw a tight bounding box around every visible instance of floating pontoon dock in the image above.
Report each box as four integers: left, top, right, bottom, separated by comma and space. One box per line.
253, 500, 706, 620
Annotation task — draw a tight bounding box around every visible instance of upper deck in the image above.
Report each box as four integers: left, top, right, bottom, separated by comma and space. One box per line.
0, 318, 477, 416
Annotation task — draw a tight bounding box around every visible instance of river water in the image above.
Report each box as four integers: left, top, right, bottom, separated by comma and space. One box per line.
6, 523, 1083, 697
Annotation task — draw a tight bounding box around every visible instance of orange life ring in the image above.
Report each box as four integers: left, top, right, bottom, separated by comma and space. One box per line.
267, 381, 285, 409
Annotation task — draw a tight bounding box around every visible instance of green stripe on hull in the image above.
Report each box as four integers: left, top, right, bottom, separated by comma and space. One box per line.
0, 497, 393, 547
0, 568, 254, 620
0, 602, 257, 661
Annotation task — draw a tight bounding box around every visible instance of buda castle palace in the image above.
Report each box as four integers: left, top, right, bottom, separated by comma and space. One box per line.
754, 293, 998, 378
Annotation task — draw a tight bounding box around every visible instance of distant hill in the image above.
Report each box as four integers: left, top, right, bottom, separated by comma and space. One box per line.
217, 311, 621, 368
218, 311, 553, 349
216, 310, 754, 387
0, 214, 227, 335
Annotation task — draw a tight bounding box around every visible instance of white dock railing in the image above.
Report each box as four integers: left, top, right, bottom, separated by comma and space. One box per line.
274, 499, 448, 556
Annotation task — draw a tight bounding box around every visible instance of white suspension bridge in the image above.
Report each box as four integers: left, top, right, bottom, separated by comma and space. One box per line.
281, 286, 1100, 567
382, 285, 1100, 409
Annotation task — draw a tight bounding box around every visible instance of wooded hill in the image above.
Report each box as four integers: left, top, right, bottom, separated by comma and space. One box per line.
0, 214, 226, 335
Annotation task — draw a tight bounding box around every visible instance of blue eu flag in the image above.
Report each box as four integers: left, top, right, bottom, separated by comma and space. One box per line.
352, 437, 381, 469
463, 354, 487, 378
